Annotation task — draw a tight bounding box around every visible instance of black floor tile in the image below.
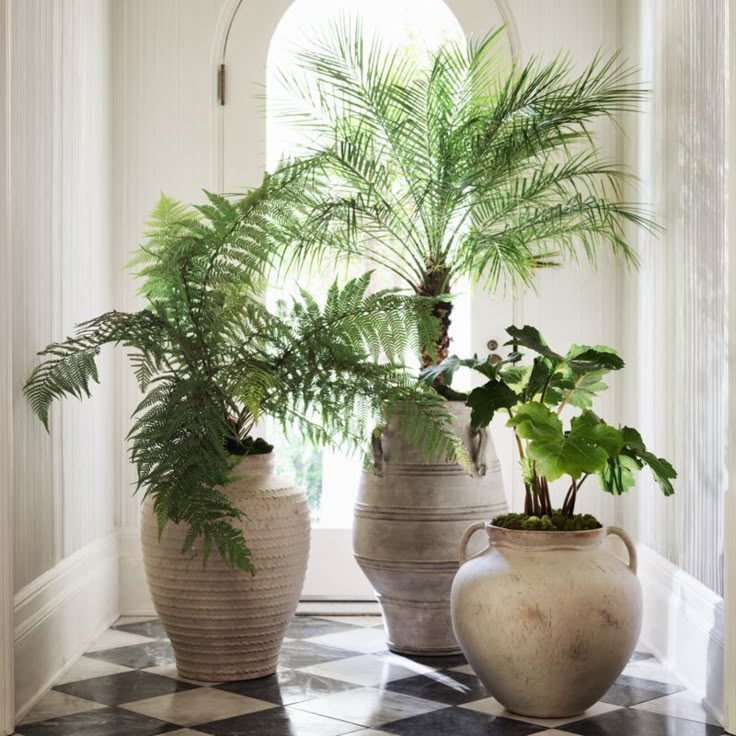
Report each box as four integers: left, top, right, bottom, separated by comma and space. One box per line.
198, 705, 360, 736
53, 669, 195, 706
382, 670, 488, 705
629, 650, 656, 662
216, 668, 360, 705
84, 640, 176, 669
380, 706, 542, 736
112, 619, 169, 640
18, 706, 177, 736
561, 707, 724, 735
277, 640, 362, 669
599, 673, 686, 706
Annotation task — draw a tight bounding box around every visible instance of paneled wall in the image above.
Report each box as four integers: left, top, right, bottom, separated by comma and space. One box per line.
623, 0, 727, 596
111, 0, 226, 529
10, 0, 117, 591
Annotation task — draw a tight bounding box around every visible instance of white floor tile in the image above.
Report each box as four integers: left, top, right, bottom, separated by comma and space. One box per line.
297, 602, 381, 616
121, 687, 275, 726
19, 690, 105, 725
298, 654, 430, 687
448, 663, 475, 675
461, 697, 622, 728
86, 628, 157, 652
314, 615, 384, 628
56, 656, 133, 684
291, 686, 446, 727
623, 658, 684, 686
306, 627, 387, 654
633, 690, 722, 725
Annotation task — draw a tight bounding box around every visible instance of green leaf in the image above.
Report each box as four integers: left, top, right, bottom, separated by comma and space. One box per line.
508, 405, 621, 481
559, 369, 609, 409
566, 344, 625, 372
507, 402, 563, 444
570, 411, 624, 457
504, 325, 564, 364
600, 454, 639, 495
526, 356, 553, 402
466, 380, 519, 429
619, 426, 677, 496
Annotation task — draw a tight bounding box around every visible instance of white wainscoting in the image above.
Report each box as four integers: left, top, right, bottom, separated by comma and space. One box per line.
13, 533, 119, 721
637, 544, 725, 724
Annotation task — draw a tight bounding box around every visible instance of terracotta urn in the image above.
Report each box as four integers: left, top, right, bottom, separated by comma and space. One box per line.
141, 453, 310, 681
353, 402, 508, 655
451, 523, 642, 717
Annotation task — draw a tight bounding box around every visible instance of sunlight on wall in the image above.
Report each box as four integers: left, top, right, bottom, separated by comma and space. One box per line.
266, 0, 469, 526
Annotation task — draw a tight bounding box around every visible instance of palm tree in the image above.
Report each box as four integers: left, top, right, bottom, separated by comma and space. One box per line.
271, 22, 656, 389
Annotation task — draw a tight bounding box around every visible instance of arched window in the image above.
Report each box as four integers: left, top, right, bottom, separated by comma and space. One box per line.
265, 0, 470, 528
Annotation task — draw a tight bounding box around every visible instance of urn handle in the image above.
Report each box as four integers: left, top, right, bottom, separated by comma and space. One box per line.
470, 428, 487, 477
606, 526, 637, 574
458, 521, 488, 565
371, 432, 384, 477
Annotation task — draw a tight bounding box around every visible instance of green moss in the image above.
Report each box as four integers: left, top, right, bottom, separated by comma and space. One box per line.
492, 511, 602, 532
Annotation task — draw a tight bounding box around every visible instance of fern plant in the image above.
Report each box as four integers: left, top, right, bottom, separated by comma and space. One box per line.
24, 187, 462, 573
270, 22, 657, 387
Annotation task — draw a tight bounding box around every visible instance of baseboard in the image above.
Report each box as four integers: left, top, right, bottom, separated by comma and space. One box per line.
14, 533, 119, 720
637, 545, 725, 724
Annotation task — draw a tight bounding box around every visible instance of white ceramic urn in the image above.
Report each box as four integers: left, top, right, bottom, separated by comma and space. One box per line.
141, 453, 310, 682
354, 403, 507, 655
451, 523, 642, 718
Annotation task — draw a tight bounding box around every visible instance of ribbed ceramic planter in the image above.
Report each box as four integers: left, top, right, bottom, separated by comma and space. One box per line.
141, 453, 310, 682
353, 402, 507, 655
451, 523, 642, 717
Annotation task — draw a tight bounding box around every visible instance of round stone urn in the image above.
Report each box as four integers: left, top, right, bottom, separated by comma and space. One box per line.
353, 402, 508, 655
451, 523, 642, 717
141, 453, 310, 682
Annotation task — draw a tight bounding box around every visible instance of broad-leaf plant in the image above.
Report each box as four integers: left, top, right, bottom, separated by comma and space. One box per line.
24, 186, 462, 572
422, 325, 676, 530
270, 22, 657, 388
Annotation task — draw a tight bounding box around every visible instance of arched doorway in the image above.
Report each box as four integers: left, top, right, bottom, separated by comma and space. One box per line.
218, 0, 516, 598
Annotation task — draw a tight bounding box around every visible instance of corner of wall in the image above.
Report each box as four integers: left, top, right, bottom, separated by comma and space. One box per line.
13, 533, 119, 720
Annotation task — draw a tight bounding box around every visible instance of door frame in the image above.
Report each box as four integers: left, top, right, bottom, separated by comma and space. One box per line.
0, 0, 15, 732
210, 0, 521, 600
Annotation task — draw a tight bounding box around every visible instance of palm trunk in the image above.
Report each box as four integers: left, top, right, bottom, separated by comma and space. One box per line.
420, 298, 453, 372
417, 266, 453, 390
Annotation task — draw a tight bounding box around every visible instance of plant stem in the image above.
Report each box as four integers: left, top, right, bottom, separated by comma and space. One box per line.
556, 374, 584, 415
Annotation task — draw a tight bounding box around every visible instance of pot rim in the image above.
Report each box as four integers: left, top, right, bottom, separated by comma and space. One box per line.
485, 523, 607, 550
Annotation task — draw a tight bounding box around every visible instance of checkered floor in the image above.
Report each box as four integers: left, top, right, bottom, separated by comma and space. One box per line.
15, 615, 726, 736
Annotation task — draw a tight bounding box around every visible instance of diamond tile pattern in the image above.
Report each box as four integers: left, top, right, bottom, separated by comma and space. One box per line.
17, 617, 726, 736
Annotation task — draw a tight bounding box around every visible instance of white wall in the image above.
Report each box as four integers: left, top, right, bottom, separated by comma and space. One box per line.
7, 0, 119, 718
619, 0, 729, 722
111, 0, 227, 613
0, 0, 15, 730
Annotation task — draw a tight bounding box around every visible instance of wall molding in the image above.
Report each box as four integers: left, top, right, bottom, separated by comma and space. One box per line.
724, 0, 736, 729
638, 544, 725, 725
0, 0, 14, 731
13, 533, 119, 721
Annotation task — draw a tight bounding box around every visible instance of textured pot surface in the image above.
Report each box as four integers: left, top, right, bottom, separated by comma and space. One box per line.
451, 524, 642, 717
354, 402, 507, 655
141, 453, 310, 682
